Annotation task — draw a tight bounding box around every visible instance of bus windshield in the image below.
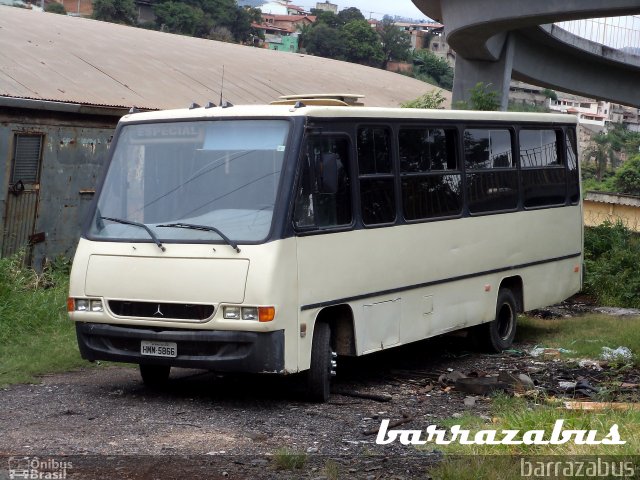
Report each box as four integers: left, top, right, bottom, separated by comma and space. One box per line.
89, 120, 289, 244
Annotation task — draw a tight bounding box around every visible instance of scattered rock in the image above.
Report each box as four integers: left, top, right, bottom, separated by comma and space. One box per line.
463, 396, 477, 407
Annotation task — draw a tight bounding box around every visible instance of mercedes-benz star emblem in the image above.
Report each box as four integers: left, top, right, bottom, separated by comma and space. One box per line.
153, 304, 164, 317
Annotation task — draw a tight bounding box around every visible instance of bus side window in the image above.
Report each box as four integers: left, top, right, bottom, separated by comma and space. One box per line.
357, 127, 396, 225
293, 136, 352, 230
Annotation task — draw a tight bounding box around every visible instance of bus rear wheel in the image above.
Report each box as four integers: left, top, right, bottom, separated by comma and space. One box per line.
479, 288, 518, 352
307, 322, 335, 403
139, 364, 171, 388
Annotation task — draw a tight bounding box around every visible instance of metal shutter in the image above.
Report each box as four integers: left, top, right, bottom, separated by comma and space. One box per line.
12, 134, 43, 184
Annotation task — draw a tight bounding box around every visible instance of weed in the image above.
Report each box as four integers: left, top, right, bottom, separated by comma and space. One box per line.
273, 447, 306, 471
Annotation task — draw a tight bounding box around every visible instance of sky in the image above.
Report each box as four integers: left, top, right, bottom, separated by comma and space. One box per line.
299, 1, 432, 21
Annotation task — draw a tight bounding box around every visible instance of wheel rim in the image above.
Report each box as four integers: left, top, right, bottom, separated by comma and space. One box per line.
497, 303, 514, 340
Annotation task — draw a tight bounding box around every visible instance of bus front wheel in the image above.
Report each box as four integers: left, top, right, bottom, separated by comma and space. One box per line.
139, 364, 171, 388
307, 322, 334, 402
480, 288, 518, 352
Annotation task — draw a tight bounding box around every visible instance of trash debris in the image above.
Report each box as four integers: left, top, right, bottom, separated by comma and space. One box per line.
578, 359, 603, 371
563, 401, 640, 412
594, 307, 640, 317
438, 370, 466, 384
454, 377, 510, 396
529, 346, 575, 358
498, 371, 535, 391
463, 396, 477, 407
558, 381, 577, 390
601, 346, 634, 363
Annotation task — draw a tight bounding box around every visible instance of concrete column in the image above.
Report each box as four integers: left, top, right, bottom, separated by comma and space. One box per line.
452, 34, 515, 111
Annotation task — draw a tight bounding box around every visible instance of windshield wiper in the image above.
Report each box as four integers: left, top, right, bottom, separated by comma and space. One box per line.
156, 222, 240, 253
100, 216, 166, 252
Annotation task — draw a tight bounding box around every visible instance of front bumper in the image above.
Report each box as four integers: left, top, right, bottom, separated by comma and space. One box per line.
76, 322, 285, 373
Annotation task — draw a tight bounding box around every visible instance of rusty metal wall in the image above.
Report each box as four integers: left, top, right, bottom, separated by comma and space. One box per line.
1, 109, 119, 267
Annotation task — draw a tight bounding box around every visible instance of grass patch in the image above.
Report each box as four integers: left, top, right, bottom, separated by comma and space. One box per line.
516, 314, 640, 366
0, 253, 85, 386
272, 447, 307, 471
428, 313, 640, 478
427, 395, 640, 478
584, 222, 640, 308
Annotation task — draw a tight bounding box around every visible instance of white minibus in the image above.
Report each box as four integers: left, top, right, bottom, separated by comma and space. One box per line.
68, 96, 582, 401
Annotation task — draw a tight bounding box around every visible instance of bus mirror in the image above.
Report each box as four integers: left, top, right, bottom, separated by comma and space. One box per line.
319, 153, 338, 194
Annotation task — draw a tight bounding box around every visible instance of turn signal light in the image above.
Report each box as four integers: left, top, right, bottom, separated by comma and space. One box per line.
258, 306, 276, 322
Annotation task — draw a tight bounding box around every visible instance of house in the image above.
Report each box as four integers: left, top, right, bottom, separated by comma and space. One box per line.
253, 13, 315, 52
0, 6, 442, 265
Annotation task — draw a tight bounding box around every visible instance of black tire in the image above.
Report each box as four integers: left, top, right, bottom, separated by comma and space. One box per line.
479, 288, 518, 352
307, 322, 332, 403
139, 364, 171, 388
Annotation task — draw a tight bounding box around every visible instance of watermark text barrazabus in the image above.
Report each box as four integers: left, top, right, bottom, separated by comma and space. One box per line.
375, 419, 626, 446
521, 458, 635, 478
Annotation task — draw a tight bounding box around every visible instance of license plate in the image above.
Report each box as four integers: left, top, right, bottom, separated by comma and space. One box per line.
140, 340, 177, 357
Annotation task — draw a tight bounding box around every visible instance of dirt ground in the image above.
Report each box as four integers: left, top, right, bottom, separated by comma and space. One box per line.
1, 300, 639, 479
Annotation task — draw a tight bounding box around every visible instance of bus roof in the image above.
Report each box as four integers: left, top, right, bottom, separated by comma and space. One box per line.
120, 104, 578, 125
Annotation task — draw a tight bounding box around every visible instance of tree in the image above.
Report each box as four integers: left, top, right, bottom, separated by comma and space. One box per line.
45, 2, 67, 14
153, 2, 207, 36
310, 9, 341, 28
303, 23, 346, 60
584, 133, 616, 181
614, 155, 640, 195
378, 18, 411, 69
92, 0, 136, 24
342, 19, 384, 67
337, 7, 365, 25
412, 49, 453, 89
467, 82, 500, 111
401, 90, 446, 109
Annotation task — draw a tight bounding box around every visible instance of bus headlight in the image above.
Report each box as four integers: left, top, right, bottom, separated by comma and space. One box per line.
68, 298, 104, 313
241, 307, 258, 321
75, 299, 89, 312
223, 306, 241, 319
90, 300, 104, 312
223, 306, 275, 322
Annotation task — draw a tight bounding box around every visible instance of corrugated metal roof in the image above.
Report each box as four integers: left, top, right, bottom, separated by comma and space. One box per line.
0, 6, 449, 110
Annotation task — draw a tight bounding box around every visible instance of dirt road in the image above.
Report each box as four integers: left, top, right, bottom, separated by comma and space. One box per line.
1, 320, 637, 479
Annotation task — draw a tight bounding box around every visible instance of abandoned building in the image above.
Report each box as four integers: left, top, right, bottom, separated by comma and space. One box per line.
0, 6, 443, 266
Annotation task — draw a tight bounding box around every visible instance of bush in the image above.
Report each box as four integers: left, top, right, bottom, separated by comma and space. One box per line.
401, 90, 446, 109
583, 221, 640, 308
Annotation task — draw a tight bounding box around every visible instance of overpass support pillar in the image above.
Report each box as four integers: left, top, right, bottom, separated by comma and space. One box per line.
452, 34, 514, 111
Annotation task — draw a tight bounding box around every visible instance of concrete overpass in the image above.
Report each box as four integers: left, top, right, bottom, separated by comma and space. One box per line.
413, 0, 640, 109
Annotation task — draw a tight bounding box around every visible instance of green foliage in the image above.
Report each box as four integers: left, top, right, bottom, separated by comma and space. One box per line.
614, 154, 640, 195
303, 23, 346, 60
336, 6, 365, 24
45, 2, 67, 14
92, 0, 137, 25
467, 82, 500, 111
506, 101, 549, 113
342, 19, 384, 67
273, 448, 306, 470
154, 1, 207, 36
401, 90, 446, 109
412, 49, 453, 90
541, 88, 557, 100
377, 18, 412, 68
584, 221, 640, 308
0, 253, 83, 386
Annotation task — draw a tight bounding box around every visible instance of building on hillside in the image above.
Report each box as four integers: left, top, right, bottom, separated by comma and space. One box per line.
583, 192, 640, 232
508, 81, 549, 108
549, 94, 607, 129
0, 6, 440, 265
314, 1, 337, 14
259, 1, 307, 16
252, 14, 315, 52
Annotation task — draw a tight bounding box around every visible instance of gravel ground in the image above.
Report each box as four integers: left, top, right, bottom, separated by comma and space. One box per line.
1, 302, 639, 479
